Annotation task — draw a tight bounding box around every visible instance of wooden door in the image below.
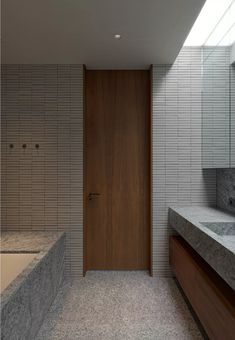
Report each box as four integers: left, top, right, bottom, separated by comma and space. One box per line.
85, 70, 150, 270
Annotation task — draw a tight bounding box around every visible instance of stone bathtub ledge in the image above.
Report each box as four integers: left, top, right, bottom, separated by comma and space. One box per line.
1, 231, 65, 253
169, 207, 235, 290
1, 231, 66, 340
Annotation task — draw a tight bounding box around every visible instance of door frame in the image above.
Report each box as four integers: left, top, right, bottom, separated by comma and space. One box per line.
83, 67, 153, 276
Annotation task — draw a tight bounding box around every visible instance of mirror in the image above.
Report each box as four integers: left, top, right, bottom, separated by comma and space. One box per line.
202, 46, 231, 168
202, 3, 235, 169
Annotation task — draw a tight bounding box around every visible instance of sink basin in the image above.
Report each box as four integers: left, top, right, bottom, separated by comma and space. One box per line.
200, 222, 235, 236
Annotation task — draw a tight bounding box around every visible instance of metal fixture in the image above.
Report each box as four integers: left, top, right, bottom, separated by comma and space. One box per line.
88, 193, 100, 201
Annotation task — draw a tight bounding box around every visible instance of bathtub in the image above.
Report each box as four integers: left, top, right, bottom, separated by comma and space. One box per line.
1, 252, 38, 293
1, 231, 66, 340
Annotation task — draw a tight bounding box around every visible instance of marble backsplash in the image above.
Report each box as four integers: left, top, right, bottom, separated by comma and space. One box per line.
217, 169, 235, 214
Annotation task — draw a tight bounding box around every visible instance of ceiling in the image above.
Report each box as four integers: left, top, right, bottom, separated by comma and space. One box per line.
1, 0, 205, 68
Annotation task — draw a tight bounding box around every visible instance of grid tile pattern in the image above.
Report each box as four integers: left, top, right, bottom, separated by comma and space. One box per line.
1, 65, 84, 276
152, 48, 216, 276
2, 50, 218, 277
202, 47, 230, 168
231, 63, 235, 167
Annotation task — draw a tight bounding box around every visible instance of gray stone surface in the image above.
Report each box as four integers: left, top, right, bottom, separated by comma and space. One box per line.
169, 206, 235, 290
217, 168, 235, 214
36, 271, 203, 340
1, 231, 66, 340
201, 222, 235, 236
1, 231, 64, 252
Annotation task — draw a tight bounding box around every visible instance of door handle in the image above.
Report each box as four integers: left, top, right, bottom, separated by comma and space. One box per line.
88, 192, 100, 200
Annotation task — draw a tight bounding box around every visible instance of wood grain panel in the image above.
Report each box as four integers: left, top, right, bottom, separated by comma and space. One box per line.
85, 70, 150, 270
170, 236, 235, 340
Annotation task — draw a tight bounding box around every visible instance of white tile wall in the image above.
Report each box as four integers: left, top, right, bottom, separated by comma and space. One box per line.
231, 63, 235, 167
1, 65, 84, 276
2, 49, 218, 277
152, 47, 216, 276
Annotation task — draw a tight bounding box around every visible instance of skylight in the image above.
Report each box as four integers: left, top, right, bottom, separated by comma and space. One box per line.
184, 0, 235, 46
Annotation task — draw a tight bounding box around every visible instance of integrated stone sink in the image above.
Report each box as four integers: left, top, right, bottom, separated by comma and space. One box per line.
168, 207, 235, 290
200, 222, 235, 236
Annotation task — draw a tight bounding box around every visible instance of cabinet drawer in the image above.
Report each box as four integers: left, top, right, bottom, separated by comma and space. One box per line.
170, 236, 235, 340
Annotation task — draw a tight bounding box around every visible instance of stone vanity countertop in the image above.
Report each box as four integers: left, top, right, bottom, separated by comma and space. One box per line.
169, 206, 235, 290
0, 231, 65, 305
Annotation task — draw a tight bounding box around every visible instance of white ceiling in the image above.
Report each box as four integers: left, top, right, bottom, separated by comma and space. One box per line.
1, 0, 205, 68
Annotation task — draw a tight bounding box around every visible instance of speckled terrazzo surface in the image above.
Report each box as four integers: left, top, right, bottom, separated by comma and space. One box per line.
169, 206, 235, 289
36, 271, 203, 340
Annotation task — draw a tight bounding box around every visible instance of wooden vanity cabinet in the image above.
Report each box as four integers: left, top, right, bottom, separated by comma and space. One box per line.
170, 236, 235, 340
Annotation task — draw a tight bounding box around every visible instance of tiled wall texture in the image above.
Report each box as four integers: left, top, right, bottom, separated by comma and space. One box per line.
202, 47, 231, 168
152, 47, 216, 276
231, 63, 235, 167
2, 50, 218, 277
217, 169, 235, 214
1, 65, 84, 277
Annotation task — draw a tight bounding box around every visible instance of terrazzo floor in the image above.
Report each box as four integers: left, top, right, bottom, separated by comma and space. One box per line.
36, 271, 204, 340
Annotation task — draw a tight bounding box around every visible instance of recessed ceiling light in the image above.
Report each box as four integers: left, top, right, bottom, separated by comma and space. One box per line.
114, 34, 121, 39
